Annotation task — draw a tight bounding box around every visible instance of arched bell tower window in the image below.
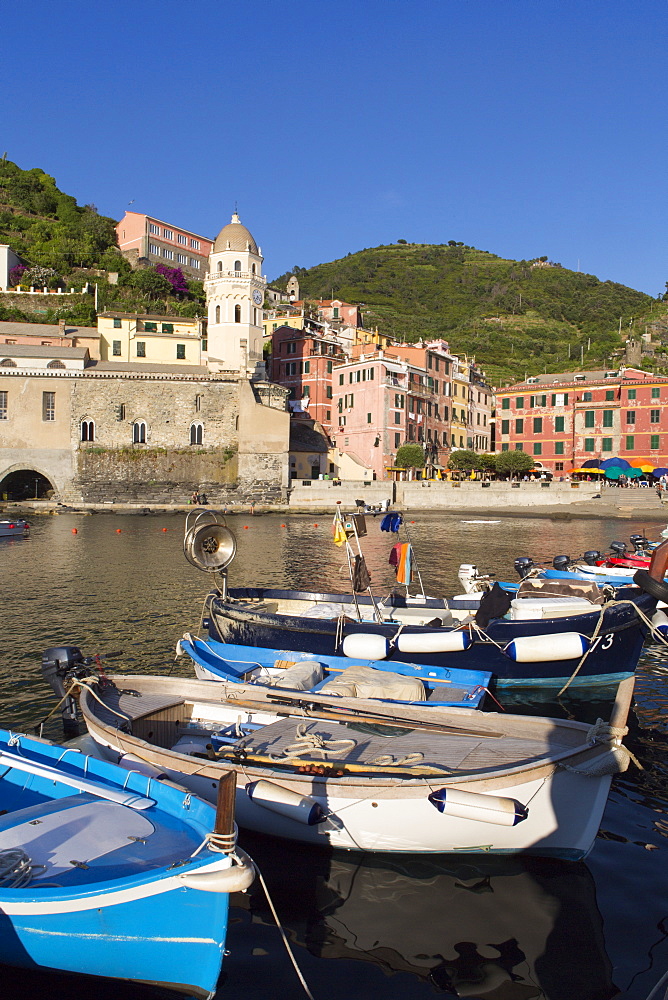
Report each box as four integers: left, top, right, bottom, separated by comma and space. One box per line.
234, 260, 241, 273
190, 422, 203, 445
217, 261, 222, 272
81, 419, 95, 441
215, 305, 220, 323
132, 420, 147, 444
234, 305, 241, 323
251, 263, 256, 274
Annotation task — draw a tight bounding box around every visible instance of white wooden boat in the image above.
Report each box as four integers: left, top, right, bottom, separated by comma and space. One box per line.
78, 671, 637, 859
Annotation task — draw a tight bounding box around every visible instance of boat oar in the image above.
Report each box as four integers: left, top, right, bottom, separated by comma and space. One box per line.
226, 691, 504, 738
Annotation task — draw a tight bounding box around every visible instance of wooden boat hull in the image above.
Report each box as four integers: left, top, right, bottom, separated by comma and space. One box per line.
0, 728, 254, 998
79, 674, 629, 859
205, 586, 655, 689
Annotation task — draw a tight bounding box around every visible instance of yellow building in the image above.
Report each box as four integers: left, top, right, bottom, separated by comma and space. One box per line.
450, 356, 471, 451
97, 313, 207, 366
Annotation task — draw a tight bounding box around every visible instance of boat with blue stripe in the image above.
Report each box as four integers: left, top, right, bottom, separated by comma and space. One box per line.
0, 725, 254, 998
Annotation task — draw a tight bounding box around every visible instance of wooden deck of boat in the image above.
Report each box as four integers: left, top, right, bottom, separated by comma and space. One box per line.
90, 684, 582, 775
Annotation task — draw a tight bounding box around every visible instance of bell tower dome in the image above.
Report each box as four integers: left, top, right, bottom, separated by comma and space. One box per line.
204, 212, 265, 377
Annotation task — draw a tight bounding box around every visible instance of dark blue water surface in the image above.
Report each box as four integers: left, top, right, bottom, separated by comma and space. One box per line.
1, 510, 666, 1000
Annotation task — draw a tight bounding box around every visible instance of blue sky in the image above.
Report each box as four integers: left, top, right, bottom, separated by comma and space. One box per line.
3, 0, 666, 295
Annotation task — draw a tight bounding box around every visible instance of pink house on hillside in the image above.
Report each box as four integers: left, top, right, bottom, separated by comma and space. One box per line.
116, 212, 213, 281
269, 323, 346, 434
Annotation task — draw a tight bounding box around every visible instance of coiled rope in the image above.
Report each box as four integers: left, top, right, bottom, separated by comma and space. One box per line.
0, 848, 46, 887
282, 724, 356, 759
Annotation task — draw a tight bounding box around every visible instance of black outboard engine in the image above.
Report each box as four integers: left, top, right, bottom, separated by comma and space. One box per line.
610, 541, 627, 556
514, 557, 534, 579
552, 555, 571, 572
41, 646, 86, 737
583, 550, 602, 565
630, 534, 650, 553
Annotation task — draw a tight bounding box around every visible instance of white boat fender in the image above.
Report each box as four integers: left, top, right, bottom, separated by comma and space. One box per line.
342, 633, 389, 660
428, 787, 528, 826
246, 779, 327, 825
504, 632, 589, 662
651, 609, 668, 636
397, 630, 471, 654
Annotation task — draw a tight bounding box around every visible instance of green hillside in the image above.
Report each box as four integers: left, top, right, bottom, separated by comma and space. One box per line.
0, 158, 204, 323
273, 243, 659, 385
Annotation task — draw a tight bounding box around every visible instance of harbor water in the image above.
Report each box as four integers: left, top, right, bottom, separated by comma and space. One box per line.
1, 510, 667, 1000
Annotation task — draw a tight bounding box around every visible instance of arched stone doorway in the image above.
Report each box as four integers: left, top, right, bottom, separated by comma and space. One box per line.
0, 470, 55, 501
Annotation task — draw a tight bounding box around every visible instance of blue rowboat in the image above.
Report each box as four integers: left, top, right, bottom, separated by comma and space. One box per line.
0, 727, 254, 998
177, 635, 492, 709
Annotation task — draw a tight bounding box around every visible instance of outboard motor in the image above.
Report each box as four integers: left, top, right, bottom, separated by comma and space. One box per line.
630, 535, 650, 553
514, 557, 534, 579
610, 541, 627, 556
41, 646, 86, 737
41, 646, 123, 738
552, 555, 571, 572
583, 550, 602, 565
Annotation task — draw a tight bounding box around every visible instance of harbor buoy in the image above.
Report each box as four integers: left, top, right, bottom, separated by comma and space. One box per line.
246, 779, 327, 825
116, 528, 122, 534
71, 528, 78, 535
428, 787, 528, 826
281, 524, 286, 528
342, 633, 389, 660
397, 630, 471, 654
244, 525, 249, 529
505, 632, 589, 662
161, 527, 168, 532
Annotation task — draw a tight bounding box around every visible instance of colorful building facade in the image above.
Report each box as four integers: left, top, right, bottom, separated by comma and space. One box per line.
116, 212, 213, 281
495, 367, 668, 473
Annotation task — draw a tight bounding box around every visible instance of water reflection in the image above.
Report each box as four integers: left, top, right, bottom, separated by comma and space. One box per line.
235, 837, 617, 1000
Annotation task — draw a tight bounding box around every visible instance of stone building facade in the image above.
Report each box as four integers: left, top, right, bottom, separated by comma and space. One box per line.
0, 365, 290, 504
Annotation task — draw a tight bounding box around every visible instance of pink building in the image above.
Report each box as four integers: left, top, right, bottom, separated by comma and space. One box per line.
0, 320, 100, 358
115, 212, 213, 281
331, 346, 455, 479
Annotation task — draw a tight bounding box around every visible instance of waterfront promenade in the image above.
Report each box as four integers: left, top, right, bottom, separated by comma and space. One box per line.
3, 480, 666, 522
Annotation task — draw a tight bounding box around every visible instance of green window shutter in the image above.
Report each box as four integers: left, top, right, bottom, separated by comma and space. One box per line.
584, 438, 594, 452
584, 411, 594, 427
602, 438, 612, 452
603, 410, 613, 427
501, 420, 509, 434
555, 416, 564, 432
651, 435, 660, 449
555, 441, 564, 455
533, 442, 542, 455
501, 397, 510, 409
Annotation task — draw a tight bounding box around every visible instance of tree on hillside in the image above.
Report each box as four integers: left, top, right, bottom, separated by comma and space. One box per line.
396, 444, 425, 479
495, 450, 533, 480
127, 269, 172, 300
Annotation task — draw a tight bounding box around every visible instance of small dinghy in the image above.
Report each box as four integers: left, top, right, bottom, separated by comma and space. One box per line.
0, 518, 29, 538
74, 664, 638, 859
177, 635, 492, 709
0, 726, 254, 998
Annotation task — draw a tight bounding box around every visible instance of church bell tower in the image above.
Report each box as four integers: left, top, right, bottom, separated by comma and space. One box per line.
204, 212, 266, 377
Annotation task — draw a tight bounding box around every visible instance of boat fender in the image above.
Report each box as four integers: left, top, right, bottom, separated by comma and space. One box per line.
505, 632, 589, 662
397, 630, 471, 654
342, 633, 389, 660
116, 753, 168, 780
428, 787, 528, 826
246, 779, 327, 825
651, 610, 668, 637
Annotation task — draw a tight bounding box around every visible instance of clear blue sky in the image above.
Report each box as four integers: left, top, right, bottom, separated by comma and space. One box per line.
3, 0, 666, 295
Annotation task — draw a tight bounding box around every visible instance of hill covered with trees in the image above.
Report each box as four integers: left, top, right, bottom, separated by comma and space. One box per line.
274, 242, 661, 385
0, 157, 204, 323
